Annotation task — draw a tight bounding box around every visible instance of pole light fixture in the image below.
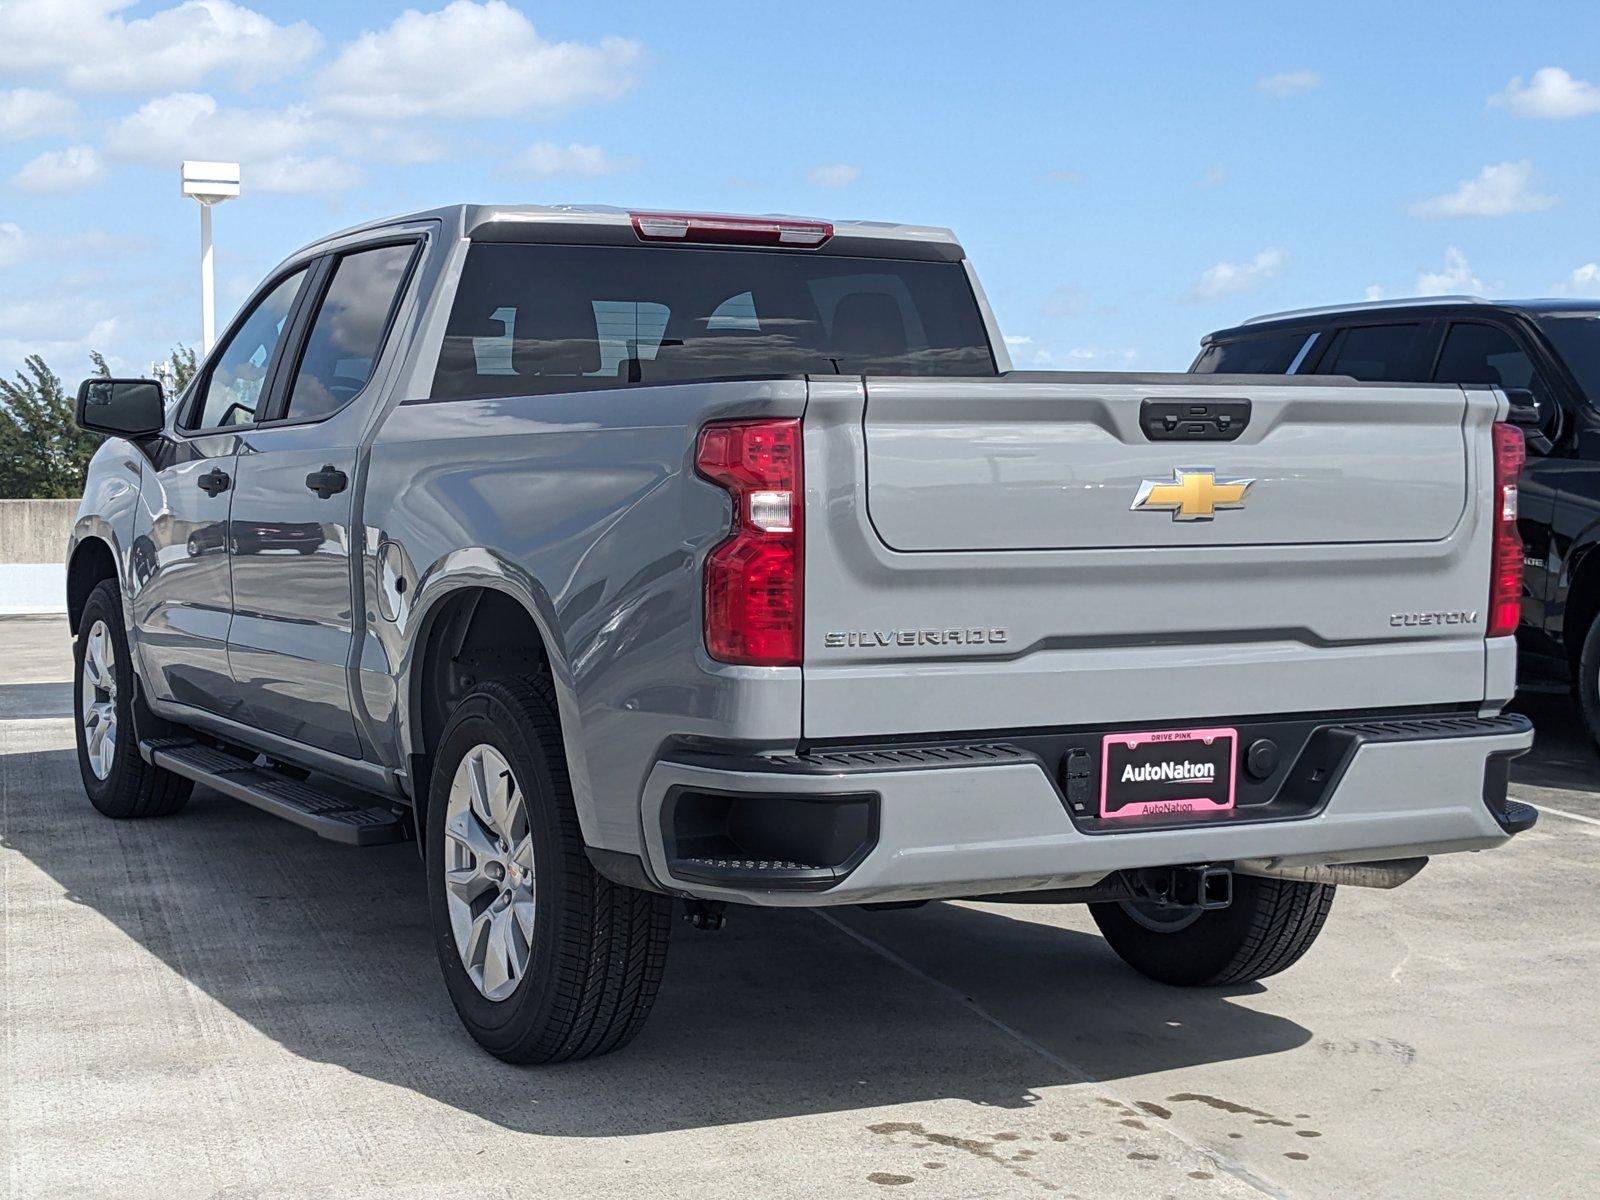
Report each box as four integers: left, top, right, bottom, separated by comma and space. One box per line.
180, 160, 241, 354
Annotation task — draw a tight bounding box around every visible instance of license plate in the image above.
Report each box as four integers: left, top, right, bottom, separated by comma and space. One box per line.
1100, 726, 1237, 819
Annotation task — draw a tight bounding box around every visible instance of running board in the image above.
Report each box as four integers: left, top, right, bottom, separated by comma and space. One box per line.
141, 738, 412, 846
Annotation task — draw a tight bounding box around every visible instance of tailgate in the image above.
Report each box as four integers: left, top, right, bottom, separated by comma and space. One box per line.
863, 377, 1465, 550
802, 374, 1498, 740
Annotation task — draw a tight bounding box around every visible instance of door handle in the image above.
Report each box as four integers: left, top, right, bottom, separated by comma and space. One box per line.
197, 467, 231, 497
305, 465, 348, 500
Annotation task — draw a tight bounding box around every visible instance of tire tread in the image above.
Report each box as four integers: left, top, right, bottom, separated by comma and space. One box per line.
1205, 876, 1336, 985
434, 676, 671, 1064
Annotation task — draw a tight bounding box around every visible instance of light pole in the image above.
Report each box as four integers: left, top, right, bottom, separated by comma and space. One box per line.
180, 161, 240, 354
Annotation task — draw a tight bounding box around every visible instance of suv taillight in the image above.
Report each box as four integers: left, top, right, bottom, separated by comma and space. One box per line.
695, 418, 803, 666
1488, 421, 1525, 638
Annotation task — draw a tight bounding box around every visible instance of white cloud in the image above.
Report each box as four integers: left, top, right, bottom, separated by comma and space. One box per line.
1196, 163, 1227, 188
102, 93, 371, 195
1257, 70, 1321, 97
807, 163, 862, 188
1416, 247, 1488, 295
1043, 284, 1085, 317
11, 144, 104, 193
0, 0, 321, 94
1410, 160, 1557, 218
1187, 248, 1289, 303
0, 222, 27, 267
317, 1, 640, 121
1364, 284, 1385, 301
1065, 347, 1139, 366
517, 141, 632, 178
0, 88, 76, 140
1491, 67, 1600, 119
1554, 264, 1600, 297
0, 292, 121, 375
105, 91, 324, 163
1003, 335, 1033, 347
250, 155, 363, 195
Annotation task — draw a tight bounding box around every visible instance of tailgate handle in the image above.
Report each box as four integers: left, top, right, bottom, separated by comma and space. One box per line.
1141, 399, 1250, 442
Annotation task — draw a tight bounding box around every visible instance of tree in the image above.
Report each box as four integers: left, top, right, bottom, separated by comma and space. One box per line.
0, 355, 102, 499
150, 345, 198, 397
0, 345, 196, 499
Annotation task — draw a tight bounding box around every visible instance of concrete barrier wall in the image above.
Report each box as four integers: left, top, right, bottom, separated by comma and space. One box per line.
0, 500, 77, 564
0, 500, 76, 615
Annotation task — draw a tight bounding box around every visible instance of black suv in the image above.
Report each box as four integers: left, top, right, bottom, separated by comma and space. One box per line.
1194, 296, 1600, 742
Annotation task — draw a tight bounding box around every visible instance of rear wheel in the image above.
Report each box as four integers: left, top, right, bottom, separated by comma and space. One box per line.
1089, 874, 1335, 986
1575, 613, 1600, 750
73, 578, 192, 819
426, 677, 672, 1063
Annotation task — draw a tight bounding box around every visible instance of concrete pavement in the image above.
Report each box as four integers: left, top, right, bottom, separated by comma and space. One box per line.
2, 615, 1595, 1199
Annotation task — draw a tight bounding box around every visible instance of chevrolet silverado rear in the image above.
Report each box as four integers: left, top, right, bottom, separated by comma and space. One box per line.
68, 204, 1536, 1063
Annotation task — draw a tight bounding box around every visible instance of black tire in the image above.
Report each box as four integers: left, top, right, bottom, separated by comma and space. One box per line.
1089, 874, 1335, 986
425, 677, 672, 1063
1576, 613, 1600, 751
73, 578, 192, 819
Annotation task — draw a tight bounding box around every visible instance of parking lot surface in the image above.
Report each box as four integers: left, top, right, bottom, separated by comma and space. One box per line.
2, 614, 1595, 1199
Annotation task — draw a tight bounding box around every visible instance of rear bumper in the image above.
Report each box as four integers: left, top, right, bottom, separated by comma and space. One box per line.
638, 713, 1535, 906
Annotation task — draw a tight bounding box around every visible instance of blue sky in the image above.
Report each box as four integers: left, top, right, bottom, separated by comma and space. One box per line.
2, 0, 1599, 381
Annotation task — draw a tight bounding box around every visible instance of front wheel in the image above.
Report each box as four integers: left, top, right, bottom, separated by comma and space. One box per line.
425, 677, 672, 1063
73, 578, 192, 819
1089, 874, 1335, 986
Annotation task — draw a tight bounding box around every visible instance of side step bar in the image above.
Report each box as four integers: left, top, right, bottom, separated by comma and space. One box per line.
141, 738, 412, 846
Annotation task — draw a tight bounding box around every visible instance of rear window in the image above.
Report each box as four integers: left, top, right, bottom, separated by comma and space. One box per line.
1192, 330, 1317, 375
1320, 323, 1422, 381
431, 243, 996, 400
1432, 322, 1538, 392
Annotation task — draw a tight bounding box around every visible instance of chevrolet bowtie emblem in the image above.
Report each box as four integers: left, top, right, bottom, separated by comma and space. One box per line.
1131, 468, 1255, 521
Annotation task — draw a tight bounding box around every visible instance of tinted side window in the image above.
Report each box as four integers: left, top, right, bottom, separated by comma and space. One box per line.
188, 270, 306, 429
1432, 322, 1539, 392
283, 243, 416, 422
1322, 323, 1422, 382
1192, 331, 1317, 375
430, 243, 996, 401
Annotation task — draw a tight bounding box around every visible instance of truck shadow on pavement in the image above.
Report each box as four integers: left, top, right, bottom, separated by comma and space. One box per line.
3, 743, 1315, 1137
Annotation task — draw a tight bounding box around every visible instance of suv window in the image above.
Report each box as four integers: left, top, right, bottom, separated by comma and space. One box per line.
1535, 315, 1600, 406
1432, 322, 1540, 393
283, 243, 416, 422
1192, 330, 1317, 375
1321, 323, 1422, 381
188, 269, 307, 430
430, 243, 996, 401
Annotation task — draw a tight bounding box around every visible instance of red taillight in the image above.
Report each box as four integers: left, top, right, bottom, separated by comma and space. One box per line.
631, 211, 832, 248
1488, 421, 1525, 637
696, 419, 803, 666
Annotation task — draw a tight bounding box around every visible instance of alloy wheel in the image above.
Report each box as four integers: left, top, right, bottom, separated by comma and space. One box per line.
442, 743, 536, 1001
79, 619, 118, 781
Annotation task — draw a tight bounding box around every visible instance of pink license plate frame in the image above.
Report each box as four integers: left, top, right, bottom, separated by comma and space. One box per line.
1099, 726, 1238, 819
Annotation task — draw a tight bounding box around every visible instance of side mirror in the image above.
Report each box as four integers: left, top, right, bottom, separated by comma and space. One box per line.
1503, 387, 1559, 453
75, 377, 165, 439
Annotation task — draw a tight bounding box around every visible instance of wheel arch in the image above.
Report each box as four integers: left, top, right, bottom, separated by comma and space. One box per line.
400, 563, 592, 850
1561, 534, 1600, 671
66, 532, 119, 633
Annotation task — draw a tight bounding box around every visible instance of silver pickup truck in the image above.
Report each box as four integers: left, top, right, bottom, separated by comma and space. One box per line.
67, 204, 1536, 1063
